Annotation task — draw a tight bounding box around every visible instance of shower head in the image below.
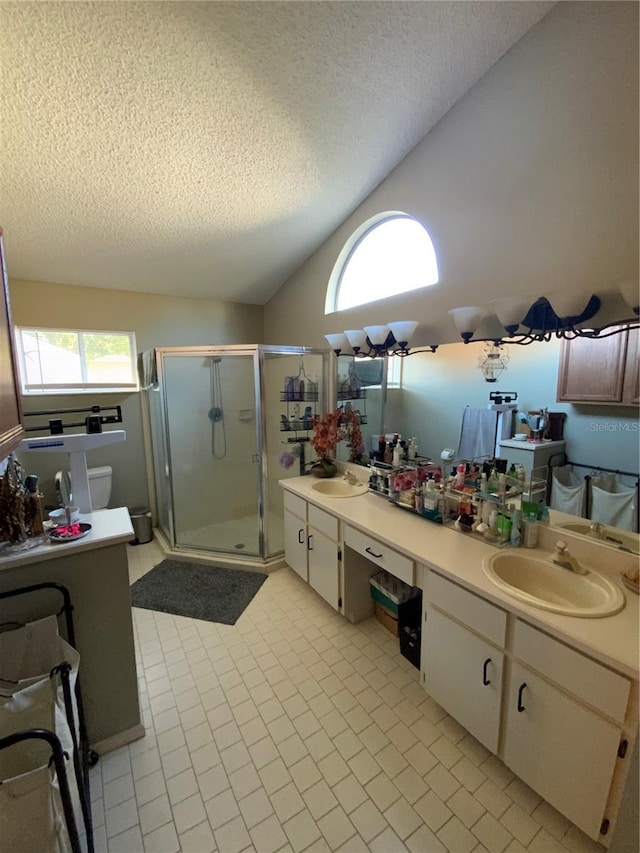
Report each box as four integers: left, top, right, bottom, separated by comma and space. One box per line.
203, 356, 223, 366
211, 357, 222, 364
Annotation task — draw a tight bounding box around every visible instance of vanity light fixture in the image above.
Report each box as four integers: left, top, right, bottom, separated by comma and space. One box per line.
325, 321, 438, 357
450, 291, 639, 347
478, 342, 509, 383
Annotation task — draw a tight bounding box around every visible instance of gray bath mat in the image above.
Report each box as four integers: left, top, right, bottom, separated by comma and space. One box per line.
130, 559, 267, 625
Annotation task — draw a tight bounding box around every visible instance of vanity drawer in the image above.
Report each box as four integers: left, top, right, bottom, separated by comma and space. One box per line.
344, 525, 414, 585
284, 491, 307, 521
429, 571, 507, 648
308, 505, 338, 541
514, 620, 631, 723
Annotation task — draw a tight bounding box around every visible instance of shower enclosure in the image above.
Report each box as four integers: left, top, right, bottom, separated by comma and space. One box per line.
147, 345, 328, 563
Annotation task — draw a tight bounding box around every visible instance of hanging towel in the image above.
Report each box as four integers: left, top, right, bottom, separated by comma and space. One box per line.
590, 474, 636, 531
137, 349, 157, 389
457, 408, 498, 461
551, 466, 586, 517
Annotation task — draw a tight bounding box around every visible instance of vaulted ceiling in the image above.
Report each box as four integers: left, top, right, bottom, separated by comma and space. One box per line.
0, 1, 554, 303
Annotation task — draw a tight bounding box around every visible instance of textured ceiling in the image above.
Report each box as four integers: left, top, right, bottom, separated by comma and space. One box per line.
0, 1, 554, 304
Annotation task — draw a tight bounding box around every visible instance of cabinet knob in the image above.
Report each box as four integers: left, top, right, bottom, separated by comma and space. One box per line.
517, 682, 527, 712
482, 658, 492, 686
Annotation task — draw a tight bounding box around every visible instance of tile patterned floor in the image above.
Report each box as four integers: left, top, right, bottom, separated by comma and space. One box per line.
90, 540, 606, 853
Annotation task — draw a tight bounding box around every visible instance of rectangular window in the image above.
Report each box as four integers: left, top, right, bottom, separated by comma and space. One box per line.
15, 327, 138, 395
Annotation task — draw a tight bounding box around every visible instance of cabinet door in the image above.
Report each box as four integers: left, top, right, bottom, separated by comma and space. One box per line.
0, 229, 23, 460
557, 331, 628, 403
424, 608, 504, 753
284, 510, 308, 581
622, 328, 639, 405
308, 527, 340, 611
504, 662, 621, 841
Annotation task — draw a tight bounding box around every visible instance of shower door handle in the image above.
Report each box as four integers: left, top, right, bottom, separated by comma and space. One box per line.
251, 453, 259, 463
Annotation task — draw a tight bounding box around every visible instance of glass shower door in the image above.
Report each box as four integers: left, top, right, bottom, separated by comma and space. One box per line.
162, 351, 261, 556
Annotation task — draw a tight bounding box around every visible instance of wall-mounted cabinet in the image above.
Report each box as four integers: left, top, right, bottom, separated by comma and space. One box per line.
0, 228, 23, 461
556, 327, 639, 405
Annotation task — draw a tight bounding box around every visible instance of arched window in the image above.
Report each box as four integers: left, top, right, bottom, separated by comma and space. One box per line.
325, 212, 439, 314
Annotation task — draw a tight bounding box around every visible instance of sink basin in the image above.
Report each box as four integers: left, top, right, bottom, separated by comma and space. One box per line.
482, 551, 625, 617
310, 479, 368, 498
557, 523, 640, 555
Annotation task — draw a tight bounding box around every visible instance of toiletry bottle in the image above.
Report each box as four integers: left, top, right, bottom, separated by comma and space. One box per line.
488, 468, 498, 492
498, 472, 506, 494
538, 502, 550, 525
415, 483, 424, 513
510, 508, 521, 548
392, 443, 402, 467
480, 472, 488, 492
383, 443, 393, 465
489, 509, 498, 533
455, 463, 465, 489
378, 435, 386, 461
408, 438, 417, 460
524, 513, 538, 548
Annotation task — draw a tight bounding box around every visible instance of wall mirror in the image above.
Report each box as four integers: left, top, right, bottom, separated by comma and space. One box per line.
332, 340, 639, 552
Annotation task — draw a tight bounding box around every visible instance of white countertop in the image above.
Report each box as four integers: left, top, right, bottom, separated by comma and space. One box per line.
0, 507, 135, 572
281, 476, 639, 679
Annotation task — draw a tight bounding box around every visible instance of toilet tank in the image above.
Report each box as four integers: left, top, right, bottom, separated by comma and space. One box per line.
57, 465, 113, 509
88, 465, 112, 509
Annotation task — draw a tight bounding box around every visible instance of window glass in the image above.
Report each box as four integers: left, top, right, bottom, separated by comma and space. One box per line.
327, 213, 438, 313
16, 327, 138, 394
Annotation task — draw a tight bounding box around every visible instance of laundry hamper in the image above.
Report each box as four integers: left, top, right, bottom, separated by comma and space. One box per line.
550, 466, 586, 517
0, 728, 83, 853
0, 584, 94, 852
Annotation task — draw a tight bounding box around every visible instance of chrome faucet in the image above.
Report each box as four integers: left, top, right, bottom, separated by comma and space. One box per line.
588, 521, 604, 539
343, 469, 359, 485
551, 540, 588, 575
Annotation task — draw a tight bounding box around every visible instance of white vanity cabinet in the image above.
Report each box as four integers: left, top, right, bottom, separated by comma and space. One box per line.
284, 491, 310, 581
283, 491, 341, 610
422, 571, 634, 844
503, 620, 631, 841
424, 572, 507, 753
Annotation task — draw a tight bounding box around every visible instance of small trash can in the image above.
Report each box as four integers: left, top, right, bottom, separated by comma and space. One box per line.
129, 507, 152, 545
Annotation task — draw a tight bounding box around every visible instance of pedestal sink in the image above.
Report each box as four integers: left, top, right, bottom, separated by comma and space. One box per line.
482, 551, 625, 617
310, 479, 368, 498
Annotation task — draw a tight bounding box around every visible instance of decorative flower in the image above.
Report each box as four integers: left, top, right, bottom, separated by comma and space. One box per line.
279, 451, 297, 470
310, 409, 342, 460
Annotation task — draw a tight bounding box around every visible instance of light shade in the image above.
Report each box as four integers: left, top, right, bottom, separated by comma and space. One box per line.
545, 291, 592, 319
363, 325, 390, 345
344, 329, 368, 349
324, 333, 348, 351
448, 306, 487, 341
388, 321, 419, 346
490, 297, 533, 333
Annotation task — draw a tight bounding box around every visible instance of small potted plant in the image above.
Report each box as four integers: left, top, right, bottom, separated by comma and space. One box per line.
309, 409, 342, 477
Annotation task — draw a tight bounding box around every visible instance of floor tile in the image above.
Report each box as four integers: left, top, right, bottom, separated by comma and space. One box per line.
177, 820, 216, 853
437, 815, 477, 853
283, 807, 322, 852
350, 799, 388, 844
384, 797, 422, 840
317, 804, 357, 851
303, 778, 339, 820
213, 814, 251, 853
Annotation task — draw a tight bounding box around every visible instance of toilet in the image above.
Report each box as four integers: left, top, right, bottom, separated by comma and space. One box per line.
55, 465, 113, 511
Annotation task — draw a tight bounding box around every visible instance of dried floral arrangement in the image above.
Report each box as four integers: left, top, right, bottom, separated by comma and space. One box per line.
0, 456, 43, 544
310, 408, 365, 463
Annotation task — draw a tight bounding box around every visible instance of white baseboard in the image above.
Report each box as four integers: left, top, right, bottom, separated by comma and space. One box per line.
91, 723, 146, 756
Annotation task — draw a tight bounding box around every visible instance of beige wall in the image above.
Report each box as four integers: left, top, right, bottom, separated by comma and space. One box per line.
264, 2, 639, 349
9, 278, 264, 510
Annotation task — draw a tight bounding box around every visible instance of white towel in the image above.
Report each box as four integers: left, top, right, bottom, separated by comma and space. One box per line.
137, 349, 157, 389
457, 408, 498, 461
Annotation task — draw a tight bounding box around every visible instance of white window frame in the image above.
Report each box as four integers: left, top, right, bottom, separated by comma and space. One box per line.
325, 211, 439, 314
15, 326, 139, 395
